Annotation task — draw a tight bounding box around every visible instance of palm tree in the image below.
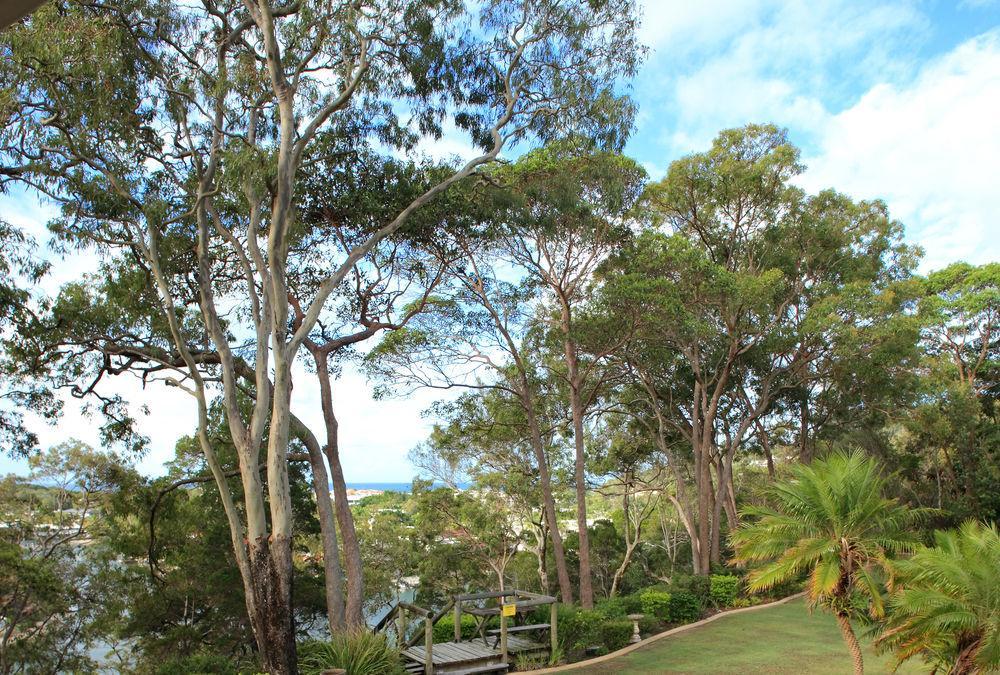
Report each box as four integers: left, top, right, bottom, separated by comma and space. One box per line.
730, 450, 925, 675
876, 520, 1000, 674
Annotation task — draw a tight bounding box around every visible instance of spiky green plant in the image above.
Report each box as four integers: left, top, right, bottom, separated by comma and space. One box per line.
876, 520, 1000, 674
731, 451, 926, 675
298, 631, 406, 675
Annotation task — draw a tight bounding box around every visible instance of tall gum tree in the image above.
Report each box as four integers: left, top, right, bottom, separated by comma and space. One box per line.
0, 1, 642, 669
365, 247, 578, 604
289, 150, 474, 626
593, 125, 917, 573
490, 144, 646, 607
411, 385, 566, 595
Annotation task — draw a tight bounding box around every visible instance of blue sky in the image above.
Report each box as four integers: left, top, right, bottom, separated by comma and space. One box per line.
2, 0, 999, 481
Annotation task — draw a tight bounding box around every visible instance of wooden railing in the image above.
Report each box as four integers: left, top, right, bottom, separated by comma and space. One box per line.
374, 589, 558, 674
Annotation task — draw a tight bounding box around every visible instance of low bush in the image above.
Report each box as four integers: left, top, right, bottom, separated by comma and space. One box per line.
432, 613, 479, 642
595, 593, 642, 618
638, 614, 661, 635
638, 589, 672, 621
709, 574, 741, 607
154, 653, 239, 675
299, 631, 405, 675
600, 619, 634, 652
558, 607, 605, 653
670, 575, 711, 607
514, 652, 550, 671
668, 590, 702, 623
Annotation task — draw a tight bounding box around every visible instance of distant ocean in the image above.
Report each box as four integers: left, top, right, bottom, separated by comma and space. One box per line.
340, 481, 470, 492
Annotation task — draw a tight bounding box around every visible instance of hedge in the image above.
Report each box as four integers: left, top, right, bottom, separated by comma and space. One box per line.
432, 613, 479, 642
668, 590, 701, 623
709, 574, 741, 607
638, 589, 672, 621
600, 619, 634, 652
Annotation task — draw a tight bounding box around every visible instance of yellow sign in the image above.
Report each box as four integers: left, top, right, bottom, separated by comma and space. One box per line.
501, 603, 517, 617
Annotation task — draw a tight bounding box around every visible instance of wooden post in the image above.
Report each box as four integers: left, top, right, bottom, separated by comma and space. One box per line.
424, 616, 434, 675
454, 599, 462, 642
550, 602, 558, 656
398, 606, 408, 646
500, 611, 508, 663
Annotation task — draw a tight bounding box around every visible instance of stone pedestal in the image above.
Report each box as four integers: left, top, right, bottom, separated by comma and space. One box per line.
627, 613, 644, 644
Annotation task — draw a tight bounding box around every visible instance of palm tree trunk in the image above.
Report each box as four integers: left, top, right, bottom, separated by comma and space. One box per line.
836, 612, 864, 675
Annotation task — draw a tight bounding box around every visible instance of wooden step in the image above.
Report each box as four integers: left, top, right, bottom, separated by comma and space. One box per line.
451, 663, 509, 675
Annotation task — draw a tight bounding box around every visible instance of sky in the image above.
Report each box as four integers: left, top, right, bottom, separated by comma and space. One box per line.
2, 0, 999, 481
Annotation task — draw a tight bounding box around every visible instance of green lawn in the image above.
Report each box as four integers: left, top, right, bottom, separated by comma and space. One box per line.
563, 598, 929, 674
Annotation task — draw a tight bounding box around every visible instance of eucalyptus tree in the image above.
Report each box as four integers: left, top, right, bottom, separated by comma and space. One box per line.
489, 144, 647, 607
0, 0, 641, 668
902, 262, 1000, 520
919, 262, 999, 397
0, 220, 55, 458
594, 125, 916, 573
589, 421, 663, 597
412, 382, 568, 595
366, 248, 577, 603
287, 148, 475, 627
0, 441, 126, 674
412, 482, 522, 592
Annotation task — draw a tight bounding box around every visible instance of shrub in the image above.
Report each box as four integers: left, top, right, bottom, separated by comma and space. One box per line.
432, 613, 479, 642
638, 614, 661, 635
638, 589, 672, 621
600, 619, 634, 652
299, 631, 405, 675
709, 574, 741, 607
558, 607, 605, 652
668, 590, 702, 623
670, 575, 711, 607
514, 652, 550, 671
595, 594, 642, 618
154, 653, 238, 675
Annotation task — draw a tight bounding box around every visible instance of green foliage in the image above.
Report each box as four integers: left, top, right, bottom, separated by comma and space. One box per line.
638, 589, 672, 621
0, 441, 132, 673
669, 575, 711, 608
638, 614, 661, 635
600, 619, 635, 652
432, 613, 479, 642
557, 606, 606, 653
596, 593, 642, 618
709, 575, 741, 607
298, 632, 405, 675
515, 651, 552, 671
152, 652, 239, 675
732, 451, 926, 620
668, 591, 702, 624
876, 520, 1000, 673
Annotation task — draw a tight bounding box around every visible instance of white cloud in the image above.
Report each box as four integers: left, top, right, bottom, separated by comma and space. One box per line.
634, 0, 927, 155
801, 29, 1000, 271
638, 0, 772, 54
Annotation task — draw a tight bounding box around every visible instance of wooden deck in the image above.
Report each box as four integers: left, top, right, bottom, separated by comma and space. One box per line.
402, 635, 545, 674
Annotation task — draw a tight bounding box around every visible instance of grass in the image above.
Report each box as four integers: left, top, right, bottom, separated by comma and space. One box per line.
561, 598, 929, 674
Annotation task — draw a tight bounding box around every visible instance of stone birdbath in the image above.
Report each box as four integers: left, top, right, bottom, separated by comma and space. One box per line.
627, 613, 644, 644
